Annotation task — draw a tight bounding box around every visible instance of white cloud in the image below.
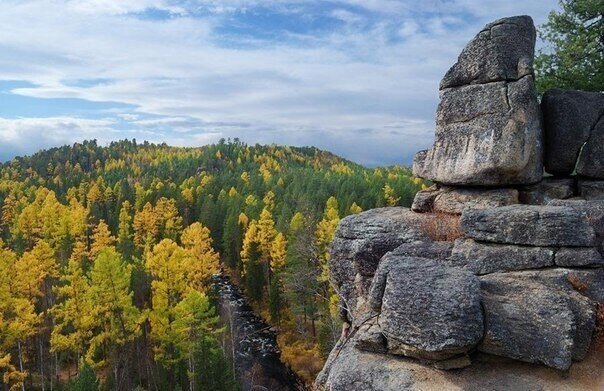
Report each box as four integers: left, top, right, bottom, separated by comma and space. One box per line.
0, 0, 560, 165
0, 117, 116, 158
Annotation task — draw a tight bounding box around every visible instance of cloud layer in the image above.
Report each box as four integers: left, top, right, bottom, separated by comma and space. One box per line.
0, 0, 558, 165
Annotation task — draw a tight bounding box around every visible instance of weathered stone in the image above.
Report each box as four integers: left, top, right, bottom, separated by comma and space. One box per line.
440, 16, 536, 88
549, 199, 604, 255
577, 180, 604, 200
388, 240, 453, 260
555, 247, 604, 267
541, 89, 604, 176
414, 75, 543, 186
413, 16, 543, 186
478, 275, 595, 370
329, 208, 429, 322
432, 186, 519, 214
518, 177, 575, 205
370, 256, 483, 360
510, 268, 602, 360
447, 239, 553, 274
577, 117, 604, 179
507, 267, 604, 303
366, 241, 454, 314
354, 319, 387, 354
461, 205, 596, 246
411, 186, 439, 212
316, 326, 604, 391
316, 335, 417, 391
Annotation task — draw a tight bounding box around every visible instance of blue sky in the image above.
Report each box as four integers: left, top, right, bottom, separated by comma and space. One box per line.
0, 0, 559, 166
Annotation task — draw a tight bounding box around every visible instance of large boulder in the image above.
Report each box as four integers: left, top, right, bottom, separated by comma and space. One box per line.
461, 205, 597, 246
541, 89, 604, 177
413, 16, 543, 186
368, 256, 483, 360
478, 274, 596, 370
412, 186, 519, 213
440, 16, 535, 88
448, 239, 554, 275
329, 208, 429, 322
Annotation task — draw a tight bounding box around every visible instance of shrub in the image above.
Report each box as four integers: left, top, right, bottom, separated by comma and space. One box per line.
419, 212, 463, 242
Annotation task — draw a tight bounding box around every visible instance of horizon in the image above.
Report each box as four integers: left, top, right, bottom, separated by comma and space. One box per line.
1, 138, 400, 168
0, 0, 559, 166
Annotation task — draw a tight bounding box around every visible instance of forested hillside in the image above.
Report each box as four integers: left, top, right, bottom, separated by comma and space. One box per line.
0, 139, 424, 390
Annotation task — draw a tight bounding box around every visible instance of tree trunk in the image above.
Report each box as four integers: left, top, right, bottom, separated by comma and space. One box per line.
17, 341, 25, 391
38, 337, 45, 391
188, 354, 195, 391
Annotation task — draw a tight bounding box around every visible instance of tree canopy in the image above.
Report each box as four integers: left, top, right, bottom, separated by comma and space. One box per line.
535, 0, 604, 93
0, 139, 424, 389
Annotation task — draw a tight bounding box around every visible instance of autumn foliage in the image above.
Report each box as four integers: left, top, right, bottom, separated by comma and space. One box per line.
0, 139, 424, 389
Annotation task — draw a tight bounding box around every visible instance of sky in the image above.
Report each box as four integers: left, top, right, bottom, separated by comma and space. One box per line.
0, 0, 559, 166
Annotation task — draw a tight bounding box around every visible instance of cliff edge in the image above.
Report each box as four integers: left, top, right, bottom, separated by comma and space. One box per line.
316, 15, 604, 391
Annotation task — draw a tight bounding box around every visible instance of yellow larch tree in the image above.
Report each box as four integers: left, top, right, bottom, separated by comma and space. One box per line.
316, 197, 340, 282
155, 197, 183, 241
86, 248, 141, 370
256, 207, 277, 260
240, 221, 259, 270
133, 202, 159, 251
90, 220, 116, 259
51, 252, 92, 365
15, 240, 58, 301
145, 239, 197, 379
383, 184, 400, 206
180, 222, 220, 291
270, 233, 287, 271
0, 242, 36, 391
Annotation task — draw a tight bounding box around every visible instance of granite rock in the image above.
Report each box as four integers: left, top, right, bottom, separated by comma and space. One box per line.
370, 256, 483, 360
541, 89, 604, 176
461, 205, 596, 246
447, 238, 554, 274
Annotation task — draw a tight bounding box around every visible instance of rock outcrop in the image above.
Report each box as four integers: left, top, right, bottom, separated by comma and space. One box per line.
316, 14, 604, 391
328, 208, 431, 321
367, 256, 483, 360
412, 16, 543, 186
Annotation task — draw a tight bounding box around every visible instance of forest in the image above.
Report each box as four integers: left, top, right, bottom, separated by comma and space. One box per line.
0, 139, 425, 390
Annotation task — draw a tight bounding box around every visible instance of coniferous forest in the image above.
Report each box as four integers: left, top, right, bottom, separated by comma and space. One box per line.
0, 139, 425, 390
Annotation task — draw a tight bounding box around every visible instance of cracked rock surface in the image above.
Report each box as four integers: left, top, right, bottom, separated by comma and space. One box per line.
542, 89, 604, 177
413, 15, 543, 186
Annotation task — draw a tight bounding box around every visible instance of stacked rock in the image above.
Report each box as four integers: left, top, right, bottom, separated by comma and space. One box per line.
411, 15, 604, 212
317, 15, 604, 391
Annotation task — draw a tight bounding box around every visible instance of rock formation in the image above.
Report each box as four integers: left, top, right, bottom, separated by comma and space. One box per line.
412, 16, 543, 186
316, 15, 604, 391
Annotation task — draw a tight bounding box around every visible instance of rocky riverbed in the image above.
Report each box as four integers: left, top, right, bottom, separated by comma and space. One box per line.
213, 274, 306, 391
